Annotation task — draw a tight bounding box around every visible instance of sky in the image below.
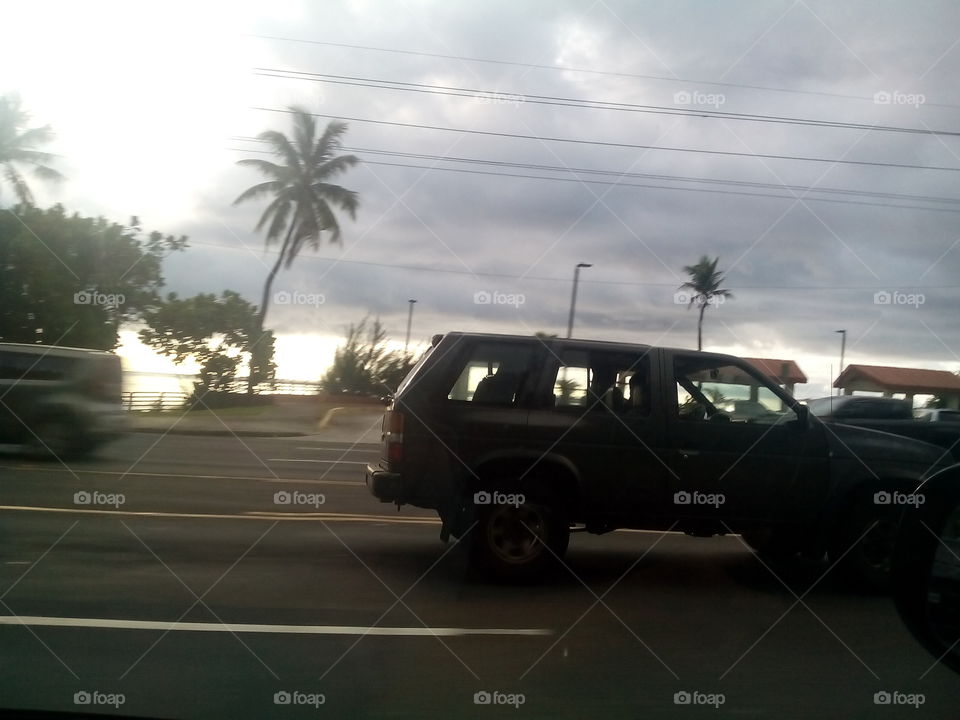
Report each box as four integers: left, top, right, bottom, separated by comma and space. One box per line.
4, 0, 960, 399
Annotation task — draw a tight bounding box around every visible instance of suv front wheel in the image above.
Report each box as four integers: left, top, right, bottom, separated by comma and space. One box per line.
470, 490, 569, 580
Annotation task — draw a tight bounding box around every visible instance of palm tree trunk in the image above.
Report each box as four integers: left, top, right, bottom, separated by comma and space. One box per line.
697, 302, 706, 351
248, 223, 295, 393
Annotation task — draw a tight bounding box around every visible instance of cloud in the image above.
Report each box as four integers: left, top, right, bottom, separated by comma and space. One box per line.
7, 0, 960, 389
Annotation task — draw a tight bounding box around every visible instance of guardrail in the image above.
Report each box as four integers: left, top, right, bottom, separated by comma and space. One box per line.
122, 391, 189, 412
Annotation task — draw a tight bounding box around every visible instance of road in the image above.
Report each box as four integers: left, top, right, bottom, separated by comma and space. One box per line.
1, 433, 957, 719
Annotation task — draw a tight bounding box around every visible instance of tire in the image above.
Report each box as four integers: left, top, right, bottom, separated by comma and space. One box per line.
469, 487, 569, 581
30, 415, 82, 459
833, 499, 899, 592
741, 528, 800, 561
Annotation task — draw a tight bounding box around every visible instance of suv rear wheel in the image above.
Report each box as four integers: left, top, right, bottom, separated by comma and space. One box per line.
470, 489, 569, 580
30, 415, 83, 459
741, 528, 801, 561
833, 497, 898, 592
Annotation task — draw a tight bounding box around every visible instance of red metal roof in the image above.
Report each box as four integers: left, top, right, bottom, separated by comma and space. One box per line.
742, 358, 808, 384
834, 364, 960, 392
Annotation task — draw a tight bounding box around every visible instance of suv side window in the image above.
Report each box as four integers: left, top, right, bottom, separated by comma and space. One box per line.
550, 349, 650, 414
446, 342, 533, 406
0, 351, 73, 381
673, 356, 789, 424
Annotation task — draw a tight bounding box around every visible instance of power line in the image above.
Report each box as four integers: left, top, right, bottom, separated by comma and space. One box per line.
250, 106, 960, 173
232, 138, 960, 207
247, 34, 960, 111
228, 147, 960, 214
185, 238, 960, 290
253, 68, 960, 137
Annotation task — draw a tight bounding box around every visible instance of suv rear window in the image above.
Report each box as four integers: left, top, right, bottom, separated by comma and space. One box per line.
446, 342, 533, 405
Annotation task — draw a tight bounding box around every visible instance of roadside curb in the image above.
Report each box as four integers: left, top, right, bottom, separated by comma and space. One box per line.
129, 428, 309, 438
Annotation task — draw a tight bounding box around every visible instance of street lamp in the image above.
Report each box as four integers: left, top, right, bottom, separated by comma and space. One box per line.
405, 299, 417, 354
835, 329, 846, 396
566, 263, 593, 339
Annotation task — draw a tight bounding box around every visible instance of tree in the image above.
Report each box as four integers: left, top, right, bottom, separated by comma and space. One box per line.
233, 108, 359, 391
0, 205, 186, 349
139, 290, 276, 398
322, 316, 416, 397
0, 94, 64, 206
679, 255, 732, 351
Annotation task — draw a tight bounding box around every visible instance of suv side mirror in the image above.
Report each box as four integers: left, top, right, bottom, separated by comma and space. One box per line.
793, 404, 809, 428
892, 467, 960, 675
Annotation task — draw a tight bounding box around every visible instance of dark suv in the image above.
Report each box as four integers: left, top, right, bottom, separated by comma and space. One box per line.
366, 333, 953, 585
0, 343, 127, 457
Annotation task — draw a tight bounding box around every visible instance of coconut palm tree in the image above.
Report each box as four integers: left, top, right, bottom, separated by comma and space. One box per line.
0, 94, 64, 206
233, 108, 359, 391
679, 255, 732, 351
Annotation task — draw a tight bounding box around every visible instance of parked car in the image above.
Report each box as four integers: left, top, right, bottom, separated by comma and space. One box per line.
0, 343, 127, 457
367, 332, 953, 586
805, 395, 913, 420
807, 395, 960, 461
915, 408, 960, 422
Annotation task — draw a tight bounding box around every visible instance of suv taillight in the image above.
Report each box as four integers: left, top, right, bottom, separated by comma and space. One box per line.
384, 409, 404, 465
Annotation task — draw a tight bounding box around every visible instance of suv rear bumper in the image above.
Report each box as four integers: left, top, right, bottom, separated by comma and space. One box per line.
366, 464, 403, 503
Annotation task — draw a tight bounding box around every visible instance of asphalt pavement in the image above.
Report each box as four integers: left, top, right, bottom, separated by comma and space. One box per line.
1, 432, 958, 719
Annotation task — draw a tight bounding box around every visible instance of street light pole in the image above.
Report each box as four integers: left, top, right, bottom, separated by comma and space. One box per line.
405, 299, 417, 354
566, 263, 592, 339
835, 329, 846, 396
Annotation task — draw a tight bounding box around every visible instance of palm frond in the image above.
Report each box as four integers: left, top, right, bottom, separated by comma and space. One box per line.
3, 164, 34, 205
289, 107, 317, 161
313, 120, 349, 162
233, 179, 283, 206
15, 125, 56, 148
257, 130, 301, 170
316, 154, 359, 180
32, 165, 64, 181
235, 157, 286, 178
261, 197, 291, 242
311, 182, 359, 218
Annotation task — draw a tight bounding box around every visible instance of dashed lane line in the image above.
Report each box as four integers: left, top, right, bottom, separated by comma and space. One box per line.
0, 616, 552, 637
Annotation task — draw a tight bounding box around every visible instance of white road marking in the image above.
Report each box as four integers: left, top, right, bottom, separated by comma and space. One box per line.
268, 459, 369, 464
0, 616, 552, 636
295, 446, 377, 452
0, 465, 340, 483
261, 478, 364, 486
0, 467, 362, 485
0, 505, 440, 524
